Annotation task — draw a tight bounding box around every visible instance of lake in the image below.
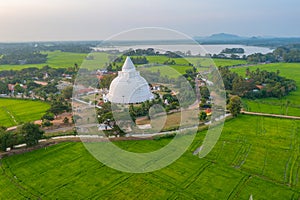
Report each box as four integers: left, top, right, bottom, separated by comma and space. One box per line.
94, 44, 273, 56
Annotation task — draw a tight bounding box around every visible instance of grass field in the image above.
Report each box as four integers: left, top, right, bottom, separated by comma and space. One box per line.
143, 57, 248, 78
0, 51, 110, 71
0, 98, 49, 127
145, 56, 247, 67
232, 63, 300, 116
144, 65, 194, 78
1, 115, 300, 199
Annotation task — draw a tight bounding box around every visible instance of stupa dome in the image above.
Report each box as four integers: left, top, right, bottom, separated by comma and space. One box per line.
107, 57, 153, 104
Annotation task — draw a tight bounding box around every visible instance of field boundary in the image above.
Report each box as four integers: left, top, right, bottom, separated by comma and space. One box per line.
241, 111, 300, 120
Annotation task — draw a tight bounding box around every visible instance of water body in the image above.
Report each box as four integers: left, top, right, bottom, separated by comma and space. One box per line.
94, 44, 273, 56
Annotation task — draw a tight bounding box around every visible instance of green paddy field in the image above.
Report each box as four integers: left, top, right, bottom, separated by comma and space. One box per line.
0, 98, 49, 127
1, 115, 300, 199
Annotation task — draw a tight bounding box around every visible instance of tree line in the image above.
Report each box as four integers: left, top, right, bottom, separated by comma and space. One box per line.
0, 49, 47, 65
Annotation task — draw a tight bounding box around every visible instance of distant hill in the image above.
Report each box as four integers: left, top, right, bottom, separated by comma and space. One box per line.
194, 33, 300, 47
205, 33, 246, 41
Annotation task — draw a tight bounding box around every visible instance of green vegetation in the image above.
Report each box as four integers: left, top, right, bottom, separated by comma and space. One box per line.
213, 58, 248, 67
1, 115, 300, 199
143, 57, 247, 78
0, 50, 248, 80
144, 65, 193, 78
221, 48, 245, 54
227, 95, 242, 117
220, 66, 296, 99
0, 98, 49, 127
0, 51, 110, 71
246, 44, 300, 63
0, 51, 47, 65
232, 63, 300, 116
18, 122, 44, 147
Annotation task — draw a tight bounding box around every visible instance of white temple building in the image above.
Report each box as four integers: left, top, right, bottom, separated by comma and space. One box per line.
107, 57, 153, 104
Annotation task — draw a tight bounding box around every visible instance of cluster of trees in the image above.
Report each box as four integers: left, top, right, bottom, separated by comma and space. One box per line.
247, 45, 300, 63
273, 45, 300, 62
0, 42, 94, 55
124, 48, 157, 56
122, 48, 191, 59
40, 91, 72, 126
98, 74, 117, 89
0, 66, 62, 79
219, 67, 296, 99
246, 53, 276, 63
0, 123, 44, 151
107, 56, 149, 71
0, 49, 47, 65
131, 56, 148, 65
221, 48, 245, 54
41, 44, 91, 53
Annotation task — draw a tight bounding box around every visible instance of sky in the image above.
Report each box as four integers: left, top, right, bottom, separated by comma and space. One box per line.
0, 0, 300, 42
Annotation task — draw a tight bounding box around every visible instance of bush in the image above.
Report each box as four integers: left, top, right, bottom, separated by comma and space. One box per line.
42, 112, 55, 121
42, 120, 53, 127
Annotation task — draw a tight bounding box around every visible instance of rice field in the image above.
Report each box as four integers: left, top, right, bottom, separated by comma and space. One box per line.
0, 98, 49, 127
0, 115, 299, 199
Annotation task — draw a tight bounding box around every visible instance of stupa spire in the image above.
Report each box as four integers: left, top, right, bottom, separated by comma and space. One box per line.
122, 57, 136, 72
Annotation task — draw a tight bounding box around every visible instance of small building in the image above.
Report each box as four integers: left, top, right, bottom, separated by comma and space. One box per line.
256, 85, 264, 90
205, 108, 212, 116
151, 84, 161, 91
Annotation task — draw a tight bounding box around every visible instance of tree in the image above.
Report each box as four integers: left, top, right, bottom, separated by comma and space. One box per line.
99, 74, 117, 89
42, 120, 53, 127
49, 97, 71, 116
0, 130, 14, 151
63, 117, 69, 124
19, 123, 44, 147
14, 84, 25, 94
227, 95, 242, 117
0, 81, 9, 94
62, 86, 73, 99
41, 112, 55, 121
200, 86, 210, 100
199, 111, 207, 121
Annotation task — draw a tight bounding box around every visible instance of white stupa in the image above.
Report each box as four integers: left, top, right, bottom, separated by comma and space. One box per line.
107, 57, 153, 104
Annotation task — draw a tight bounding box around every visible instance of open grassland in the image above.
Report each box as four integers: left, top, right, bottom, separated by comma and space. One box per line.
1, 115, 300, 199
144, 65, 194, 78
189, 57, 247, 67
0, 51, 110, 71
143, 56, 248, 78
146, 56, 247, 67
232, 63, 300, 116
0, 98, 49, 127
